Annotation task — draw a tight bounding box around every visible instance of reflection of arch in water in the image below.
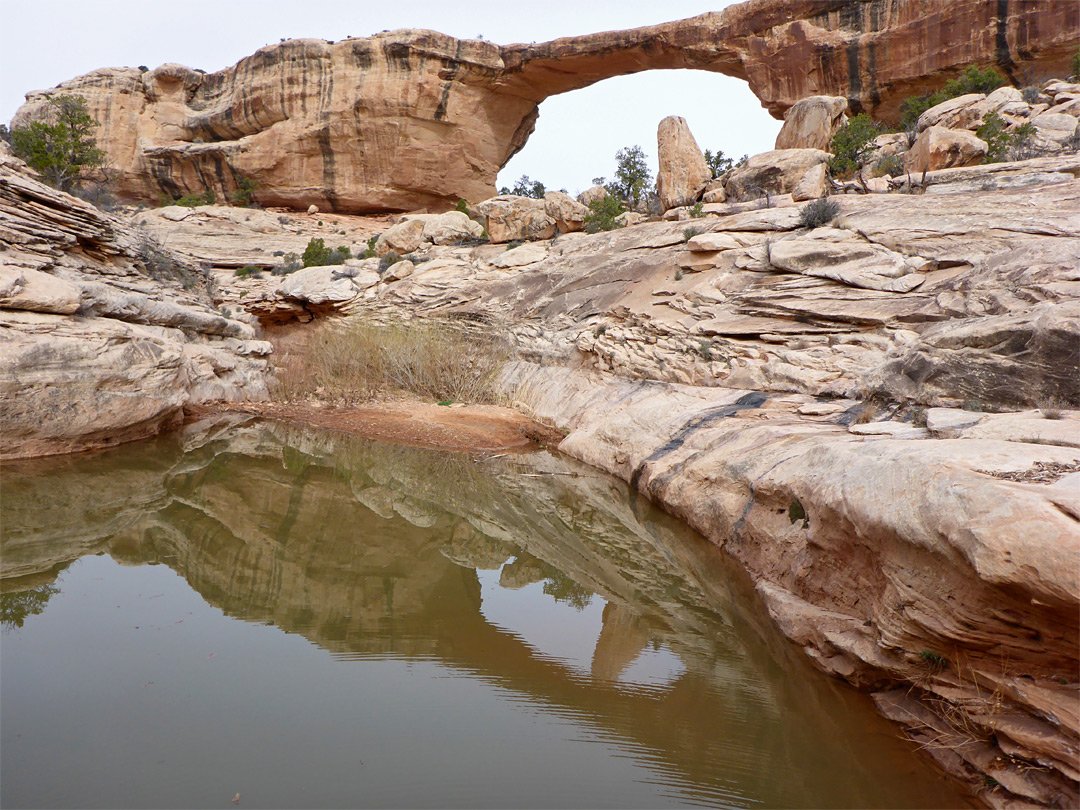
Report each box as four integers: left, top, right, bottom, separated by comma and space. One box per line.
0, 422, 967, 808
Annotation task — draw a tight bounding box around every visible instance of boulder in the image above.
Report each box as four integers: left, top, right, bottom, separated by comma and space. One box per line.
615, 212, 646, 227
701, 179, 726, 204
655, 116, 712, 211
578, 185, 608, 207
476, 196, 557, 244
413, 211, 484, 245
917, 93, 986, 132
791, 163, 827, 201
723, 149, 830, 203
375, 218, 426, 256
904, 126, 988, 173
774, 96, 848, 151
491, 242, 549, 268
543, 191, 589, 233
278, 266, 363, 304
1032, 112, 1079, 140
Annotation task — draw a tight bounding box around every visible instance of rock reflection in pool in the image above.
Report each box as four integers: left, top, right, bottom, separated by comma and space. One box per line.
0, 418, 970, 809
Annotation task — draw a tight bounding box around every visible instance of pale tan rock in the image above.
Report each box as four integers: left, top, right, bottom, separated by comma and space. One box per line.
916, 93, 986, 132
0, 161, 271, 459
307, 204, 319, 215
767, 236, 928, 292
724, 149, 830, 202
655, 116, 712, 211
701, 179, 727, 204
578, 185, 608, 207
16, 2, 1072, 213
542, 191, 589, 233
0, 267, 82, 315
775, 96, 848, 150
381, 259, 415, 282
491, 242, 549, 268
904, 126, 988, 173
1032, 111, 1080, 139
791, 163, 827, 201
686, 232, 746, 252
411, 211, 484, 245
278, 266, 363, 305
375, 218, 426, 257
476, 196, 557, 244
616, 212, 646, 227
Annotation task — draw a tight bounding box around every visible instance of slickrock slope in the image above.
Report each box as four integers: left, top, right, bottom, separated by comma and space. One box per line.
131, 156, 1080, 806
12, 0, 1077, 212
0, 150, 272, 459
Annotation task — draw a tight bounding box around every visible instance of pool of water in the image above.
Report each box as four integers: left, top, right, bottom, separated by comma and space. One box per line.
1, 417, 972, 808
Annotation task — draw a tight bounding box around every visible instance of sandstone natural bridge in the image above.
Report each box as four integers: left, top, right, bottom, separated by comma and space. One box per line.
12, 0, 1078, 212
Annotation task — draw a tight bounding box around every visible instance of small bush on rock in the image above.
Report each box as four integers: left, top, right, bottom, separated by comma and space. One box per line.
583, 195, 626, 233
977, 113, 1037, 163
899, 65, 1006, 132
798, 197, 841, 229
828, 114, 880, 177
174, 189, 216, 207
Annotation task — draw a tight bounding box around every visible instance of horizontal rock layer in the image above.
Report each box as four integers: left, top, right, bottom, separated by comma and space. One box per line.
12, 0, 1077, 212
0, 151, 272, 459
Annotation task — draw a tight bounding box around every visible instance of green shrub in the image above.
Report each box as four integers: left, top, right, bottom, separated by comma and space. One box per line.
234, 264, 260, 278
4, 94, 106, 192
682, 226, 703, 242
689, 202, 705, 218
899, 65, 1005, 131
872, 154, 905, 178
583, 195, 626, 233
498, 174, 545, 198
378, 252, 403, 273
362, 235, 379, 259
1072, 48, 1080, 79
703, 148, 734, 178
231, 176, 258, 207
798, 197, 841, 229
455, 199, 470, 215
609, 145, 652, 210
302, 237, 352, 267
828, 114, 880, 176
174, 189, 216, 207
274, 252, 301, 275
977, 112, 1037, 162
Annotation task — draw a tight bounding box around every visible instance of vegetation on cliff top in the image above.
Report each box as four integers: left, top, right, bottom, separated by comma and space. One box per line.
2, 94, 105, 192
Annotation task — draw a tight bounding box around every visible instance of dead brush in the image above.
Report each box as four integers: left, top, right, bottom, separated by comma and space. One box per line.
273, 315, 511, 405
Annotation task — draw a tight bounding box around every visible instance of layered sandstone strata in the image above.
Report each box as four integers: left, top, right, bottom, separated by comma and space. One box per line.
11, 0, 1077, 212
0, 148, 272, 459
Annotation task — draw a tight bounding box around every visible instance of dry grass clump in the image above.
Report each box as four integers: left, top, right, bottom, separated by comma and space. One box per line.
274, 315, 510, 405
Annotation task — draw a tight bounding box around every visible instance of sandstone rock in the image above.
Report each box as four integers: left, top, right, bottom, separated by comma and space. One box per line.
766, 235, 928, 293
0, 267, 82, 315
476, 196, 557, 244
775, 96, 848, 151
578, 185, 608, 207
381, 259, 415, 282
917, 93, 986, 132
1032, 111, 1080, 140
413, 211, 484, 245
307, 204, 319, 215
791, 163, 827, 201
616, 212, 646, 227
655, 116, 712, 211
491, 242, 549, 269
278, 266, 364, 305
375, 218, 426, 257
724, 149, 830, 203
0, 159, 271, 459
686, 232, 748, 252
904, 126, 988, 173
543, 191, 589, 233
701, 179, 727, 204
15, 2, 1071, 213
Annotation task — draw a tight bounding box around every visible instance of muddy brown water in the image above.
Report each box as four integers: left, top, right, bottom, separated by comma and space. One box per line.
0, 417, 974, 809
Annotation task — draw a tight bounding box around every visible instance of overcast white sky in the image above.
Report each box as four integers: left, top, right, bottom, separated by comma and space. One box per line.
0, 0, 782, 197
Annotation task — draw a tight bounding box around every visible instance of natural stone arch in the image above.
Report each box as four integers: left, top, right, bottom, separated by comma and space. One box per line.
13, 0, 1077, 212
